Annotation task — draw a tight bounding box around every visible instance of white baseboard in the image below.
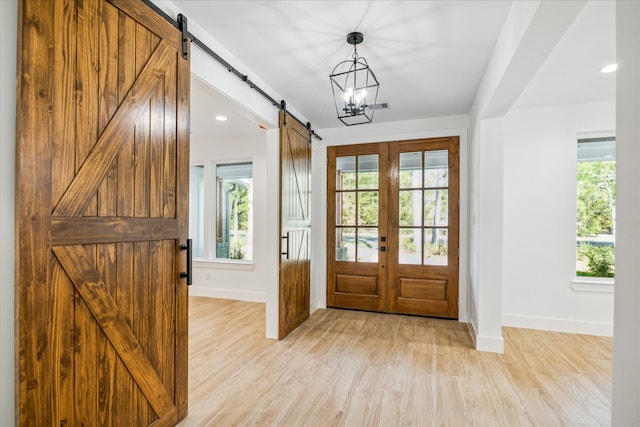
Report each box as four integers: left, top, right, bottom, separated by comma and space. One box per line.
466, 320, 477, 348
502, 314, 613, 337
465, 318, 504, 353
475, 333, 505, 353
189, 286, 266, 303
310, 299, 321, 314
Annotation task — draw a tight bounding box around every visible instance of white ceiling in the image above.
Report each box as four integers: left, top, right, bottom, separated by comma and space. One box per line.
513, 0, 615, 109
186, 0, 616, 141
190, 76, 266, 144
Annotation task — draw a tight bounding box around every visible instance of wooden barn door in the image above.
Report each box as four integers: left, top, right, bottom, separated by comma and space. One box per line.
278, 111, 312, 339
16, 0, 190, 425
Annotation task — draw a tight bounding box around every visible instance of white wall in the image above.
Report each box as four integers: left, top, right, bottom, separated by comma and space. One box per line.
612, 1, 640, 423
502, 101, 615, 336
189, 135, 270, 303
468, 0, 586, 352
472, 117, 506, 353
316, 115, 469, 323
0, 1, 17, 425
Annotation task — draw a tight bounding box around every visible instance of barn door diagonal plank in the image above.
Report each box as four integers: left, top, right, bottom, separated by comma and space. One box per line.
53, 40, 175, 218
52, 244, 177, 420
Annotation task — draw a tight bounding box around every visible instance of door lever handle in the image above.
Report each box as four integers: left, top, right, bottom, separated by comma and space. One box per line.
282, 232, 290, 259
180, 239, 192, 286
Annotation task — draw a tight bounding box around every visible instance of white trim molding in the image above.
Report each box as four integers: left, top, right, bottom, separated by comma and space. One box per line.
503, 313, 613, 337
189, 286, 266, 303
570, 276, 614, 293
476, 334, 505, 353
466, 318, 505, 353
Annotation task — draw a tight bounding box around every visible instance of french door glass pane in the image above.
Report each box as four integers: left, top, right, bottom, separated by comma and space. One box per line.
399, 228, 421, 265
399, 152, 422, 188
399, 190, 422, 227
424, 228, 448, 265
336, 227, 355, 261
336, 156, 356, 190
424, 150, 448, 187
358, 191, 378, 226
358, 154, 379, 189
357, 228, 379, 262
337, 192, 356, 226
424, 189, 448, 226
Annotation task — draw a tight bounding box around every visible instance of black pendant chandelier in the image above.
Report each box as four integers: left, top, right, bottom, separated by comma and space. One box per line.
330, 32, 380, 126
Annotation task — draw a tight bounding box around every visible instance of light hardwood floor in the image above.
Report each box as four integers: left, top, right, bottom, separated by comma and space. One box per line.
179, 297, 612, 427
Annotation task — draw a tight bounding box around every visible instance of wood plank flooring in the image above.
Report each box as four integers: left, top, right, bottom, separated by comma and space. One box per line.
179, 297, 612, 427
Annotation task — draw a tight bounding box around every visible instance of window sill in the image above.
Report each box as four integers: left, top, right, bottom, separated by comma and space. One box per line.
193, 259, 255, 271
570, 276, 614, 293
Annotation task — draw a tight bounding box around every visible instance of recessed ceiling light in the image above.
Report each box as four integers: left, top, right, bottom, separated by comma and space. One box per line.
215, 115, 227, 121
600, 63, 617, 73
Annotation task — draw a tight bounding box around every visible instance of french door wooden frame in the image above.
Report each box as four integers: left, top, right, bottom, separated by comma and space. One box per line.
327, 143, 389, 312
327, 137, 460, 318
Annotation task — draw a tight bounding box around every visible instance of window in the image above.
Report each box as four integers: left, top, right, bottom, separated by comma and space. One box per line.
189, 165, 205, 258
576, 137, 615, 278
215, 163, 253, 260
189, 161, 253, 262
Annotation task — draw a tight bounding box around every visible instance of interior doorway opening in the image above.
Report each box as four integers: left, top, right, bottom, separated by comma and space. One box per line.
188, 75, 274, 326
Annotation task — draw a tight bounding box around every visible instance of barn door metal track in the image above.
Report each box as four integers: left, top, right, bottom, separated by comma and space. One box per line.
141, 0, 323, 141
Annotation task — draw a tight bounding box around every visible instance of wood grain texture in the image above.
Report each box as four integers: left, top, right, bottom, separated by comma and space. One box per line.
53, 40, 174, 218
278, 112, 311, 339
76, 0, 101, 217
180, 297, 613, 427
175, 40, 191, 422
115, 242, 136, 427
388, 137, 460, 318
17, 0, 190, 424
51, 217, 179, 245
327, 143, 389, 313
50, 0, 77, 424
108, 0, 183, 50
328, 138, 459, 318
96, 5, 119, 423
53, 245, 176, 418
15, 0, 55, 424
116, 11, 136, 219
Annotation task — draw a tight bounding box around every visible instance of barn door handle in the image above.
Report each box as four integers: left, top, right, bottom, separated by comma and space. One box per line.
180, 239, 192, 286
282, 232, 289, 259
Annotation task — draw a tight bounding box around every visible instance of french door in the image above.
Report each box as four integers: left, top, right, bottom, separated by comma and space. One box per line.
327, 137, 459, 318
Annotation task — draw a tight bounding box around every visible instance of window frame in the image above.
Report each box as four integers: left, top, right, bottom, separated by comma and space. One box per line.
189, 158, 254, 265
573, 132, 615, 289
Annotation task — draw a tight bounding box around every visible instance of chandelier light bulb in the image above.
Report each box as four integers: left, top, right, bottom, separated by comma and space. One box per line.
344, 88, 353, 102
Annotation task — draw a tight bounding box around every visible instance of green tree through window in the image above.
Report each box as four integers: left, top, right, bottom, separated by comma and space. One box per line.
576, 138, 615, 278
